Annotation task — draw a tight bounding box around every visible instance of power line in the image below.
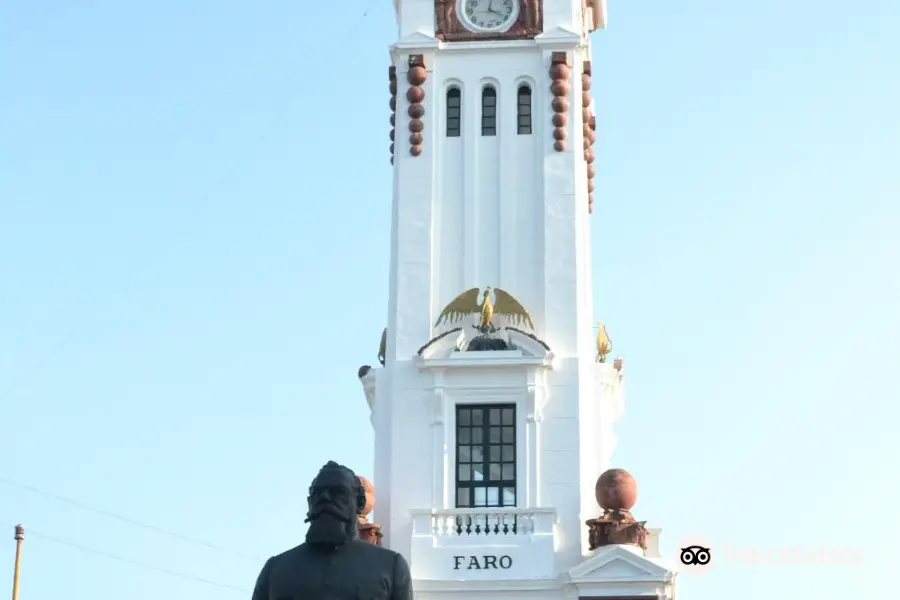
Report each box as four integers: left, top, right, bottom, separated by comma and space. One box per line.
0, 0, 385, 408
0, 3, 385, 577
0, 521, 249, 593
0, 477, 260, 561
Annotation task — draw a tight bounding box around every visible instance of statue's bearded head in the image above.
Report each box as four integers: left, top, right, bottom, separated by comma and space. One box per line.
304, 461, 363, 550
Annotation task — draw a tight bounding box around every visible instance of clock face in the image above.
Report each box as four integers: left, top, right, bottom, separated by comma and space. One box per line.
458, 0, 519, 32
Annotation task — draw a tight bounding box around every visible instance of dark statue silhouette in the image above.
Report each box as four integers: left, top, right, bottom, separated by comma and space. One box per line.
251, 461, 413, 600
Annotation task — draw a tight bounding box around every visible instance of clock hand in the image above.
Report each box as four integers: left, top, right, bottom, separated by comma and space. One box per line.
487, 0, 501, 14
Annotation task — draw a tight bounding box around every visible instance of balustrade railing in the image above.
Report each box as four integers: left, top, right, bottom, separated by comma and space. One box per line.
412, 508, 556, 540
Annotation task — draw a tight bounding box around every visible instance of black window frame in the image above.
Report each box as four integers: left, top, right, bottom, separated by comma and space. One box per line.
455, 403, 517, 510
517, 84, 532, 135
481, 86, 497, 136
446, 87, 461, 138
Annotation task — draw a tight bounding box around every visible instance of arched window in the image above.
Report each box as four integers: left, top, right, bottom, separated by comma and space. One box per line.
446, 87, 461, 137
517, 84, 532, 135
481, 86, 497, 136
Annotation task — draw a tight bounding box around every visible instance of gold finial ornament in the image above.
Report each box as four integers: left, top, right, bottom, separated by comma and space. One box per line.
595, 321, 612, 362
378, 328, 387, 366
435, 287, 534, 334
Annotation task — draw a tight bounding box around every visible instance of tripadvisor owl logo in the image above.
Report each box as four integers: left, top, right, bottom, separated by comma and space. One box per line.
680, 545, 711, 567
677, 537, 714, 574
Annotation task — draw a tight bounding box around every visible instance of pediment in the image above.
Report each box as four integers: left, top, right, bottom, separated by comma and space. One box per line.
392, 32, 440, 51
417, 328, 553, 366
534, 26, 582, 46
569, 545, 675, 583
506, 328, 552, 357
417, 327, 468, 359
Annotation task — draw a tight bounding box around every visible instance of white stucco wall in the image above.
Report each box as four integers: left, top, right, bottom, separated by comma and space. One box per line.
381, 17, 604, 571
388, 37, 594, 358
368, 1, 675, 597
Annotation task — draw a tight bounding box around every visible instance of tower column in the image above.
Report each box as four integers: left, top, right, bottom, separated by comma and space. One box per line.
538, 42, 591, 356
387, 46, 438, 360
430, 375, 449, 508
498, 76, 518, 293
524, 369, 548, 507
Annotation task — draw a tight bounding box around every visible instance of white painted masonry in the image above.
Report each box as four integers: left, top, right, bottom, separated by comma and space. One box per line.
361, 1, 679, 597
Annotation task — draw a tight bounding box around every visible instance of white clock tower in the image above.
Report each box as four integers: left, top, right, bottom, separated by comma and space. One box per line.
359, 0, 680, 597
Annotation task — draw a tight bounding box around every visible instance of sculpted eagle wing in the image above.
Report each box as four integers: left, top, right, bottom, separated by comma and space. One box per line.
492, 288, 535, 330
435, 287, 481, 327
596, 323, 611, 351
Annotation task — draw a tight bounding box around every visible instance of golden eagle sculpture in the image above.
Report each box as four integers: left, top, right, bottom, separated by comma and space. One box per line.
595, 321, 612, 363
435, 287, 534, 334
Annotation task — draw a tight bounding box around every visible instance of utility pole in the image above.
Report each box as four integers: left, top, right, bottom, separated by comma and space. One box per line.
11, 525, 23, 600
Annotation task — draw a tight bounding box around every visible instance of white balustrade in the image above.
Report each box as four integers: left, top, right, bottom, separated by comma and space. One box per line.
412, 507, 556, 539
409, 507, 558, 579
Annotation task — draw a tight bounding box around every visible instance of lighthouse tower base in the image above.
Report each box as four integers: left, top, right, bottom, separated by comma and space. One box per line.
411, 542, 677, 599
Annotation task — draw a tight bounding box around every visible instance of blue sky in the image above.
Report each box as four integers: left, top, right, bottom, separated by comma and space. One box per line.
1, 1, 897, 598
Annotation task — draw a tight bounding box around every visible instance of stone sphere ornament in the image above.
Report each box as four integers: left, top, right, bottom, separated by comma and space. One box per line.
407, 66, 427, 85
551, 81, 570, 97
358, 475, 375, 517
551, 97, 569, 113
549, 63, 569, 80
406, 86, 425, 104
595, 468, 637, 511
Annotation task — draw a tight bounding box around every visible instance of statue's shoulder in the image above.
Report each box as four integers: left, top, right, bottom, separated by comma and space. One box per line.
353, 541, 406, 567
361, 540, 397, 552
352, 540, 405, 560
269, 543, 308, 563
